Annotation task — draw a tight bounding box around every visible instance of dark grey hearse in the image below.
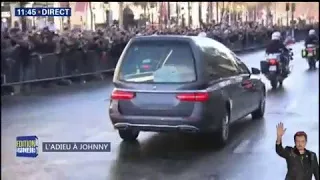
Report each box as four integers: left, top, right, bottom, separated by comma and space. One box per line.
109, 35, 266, 146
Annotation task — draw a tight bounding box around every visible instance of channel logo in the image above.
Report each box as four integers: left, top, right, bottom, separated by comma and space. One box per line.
16, 136, 39, 158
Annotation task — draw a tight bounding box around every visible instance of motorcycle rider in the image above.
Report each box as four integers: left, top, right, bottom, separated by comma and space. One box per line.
305, 29, 319, 46
266, 31, 290, 74
305, 29, 319, 60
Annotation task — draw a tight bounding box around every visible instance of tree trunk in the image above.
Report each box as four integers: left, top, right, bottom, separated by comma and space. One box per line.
143, 6, 146, 17
167, 2, 171, 24
89, 2, 93, 30
119, 2, 124, 28
199, 2, 202, 27
66, 2, 71, 29
220, 2, 225, 23
20, 2, 27, 31
188, 2, 191, 26
216, 2, 219, 23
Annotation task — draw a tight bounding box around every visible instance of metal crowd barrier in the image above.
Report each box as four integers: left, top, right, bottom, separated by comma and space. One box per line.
0, 28, 317, 87
1, 50, 116, 86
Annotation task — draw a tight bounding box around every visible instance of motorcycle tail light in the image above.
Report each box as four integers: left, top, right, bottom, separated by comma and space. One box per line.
268, 59, 278, 65
176, 92, 209, 102
307, 48, 314, 53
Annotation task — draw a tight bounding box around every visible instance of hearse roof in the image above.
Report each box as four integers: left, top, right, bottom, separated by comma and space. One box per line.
131, 35, 230, 52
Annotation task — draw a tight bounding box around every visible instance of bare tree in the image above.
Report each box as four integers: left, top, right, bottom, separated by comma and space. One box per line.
133, 2, 157, 19
89, 2, 93, 30
133, 2, 148, 18
66, 2, 71, 28
119, 2, 124, 28
19, 2, 27, 31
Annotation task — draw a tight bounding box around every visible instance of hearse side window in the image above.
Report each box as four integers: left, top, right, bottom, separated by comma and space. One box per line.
203, 46, 239, 79
233, 55, 250, 74
118, 40, 196, 83
238, 62, 250, 74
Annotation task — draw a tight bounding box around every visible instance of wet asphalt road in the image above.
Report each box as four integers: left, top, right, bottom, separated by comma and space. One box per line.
1, 42, 319, 180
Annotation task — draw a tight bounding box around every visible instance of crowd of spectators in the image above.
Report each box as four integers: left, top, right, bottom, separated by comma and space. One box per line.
2, 21, 318, 56
0, 22, 301, 55
1, 21, 318, 86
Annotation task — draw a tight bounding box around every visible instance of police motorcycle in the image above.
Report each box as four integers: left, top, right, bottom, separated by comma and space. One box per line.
260, 49, 293, 89
302, 44, 318, 69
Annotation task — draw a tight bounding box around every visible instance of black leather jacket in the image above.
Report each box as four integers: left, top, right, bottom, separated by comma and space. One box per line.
276, 143, 319, 180
305, 35, 319, 47
266, 40, 289, 54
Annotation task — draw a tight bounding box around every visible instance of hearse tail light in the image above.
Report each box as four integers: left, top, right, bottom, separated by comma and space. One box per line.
111, 90, 135, 100
176, 92, 209, 102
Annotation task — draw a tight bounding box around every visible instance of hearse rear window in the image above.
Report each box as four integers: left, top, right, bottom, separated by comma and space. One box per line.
118, 40, 196, 83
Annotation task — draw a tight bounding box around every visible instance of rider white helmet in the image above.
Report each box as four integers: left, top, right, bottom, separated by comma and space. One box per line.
198, 32, 207, 37
309, 29, 316, 35
271, 31, 281, 40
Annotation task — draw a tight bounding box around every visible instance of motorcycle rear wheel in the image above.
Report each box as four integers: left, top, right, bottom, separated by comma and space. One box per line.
308, 58, 316, 69
271, 80, 278, 89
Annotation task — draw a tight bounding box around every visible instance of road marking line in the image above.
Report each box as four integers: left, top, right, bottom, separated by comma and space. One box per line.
233, 139, 251, 154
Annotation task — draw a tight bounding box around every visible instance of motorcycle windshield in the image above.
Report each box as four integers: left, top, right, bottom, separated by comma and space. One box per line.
306, 44, 316, 48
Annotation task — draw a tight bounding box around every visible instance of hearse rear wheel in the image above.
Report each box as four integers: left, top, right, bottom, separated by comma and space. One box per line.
118, 129, 140, 141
